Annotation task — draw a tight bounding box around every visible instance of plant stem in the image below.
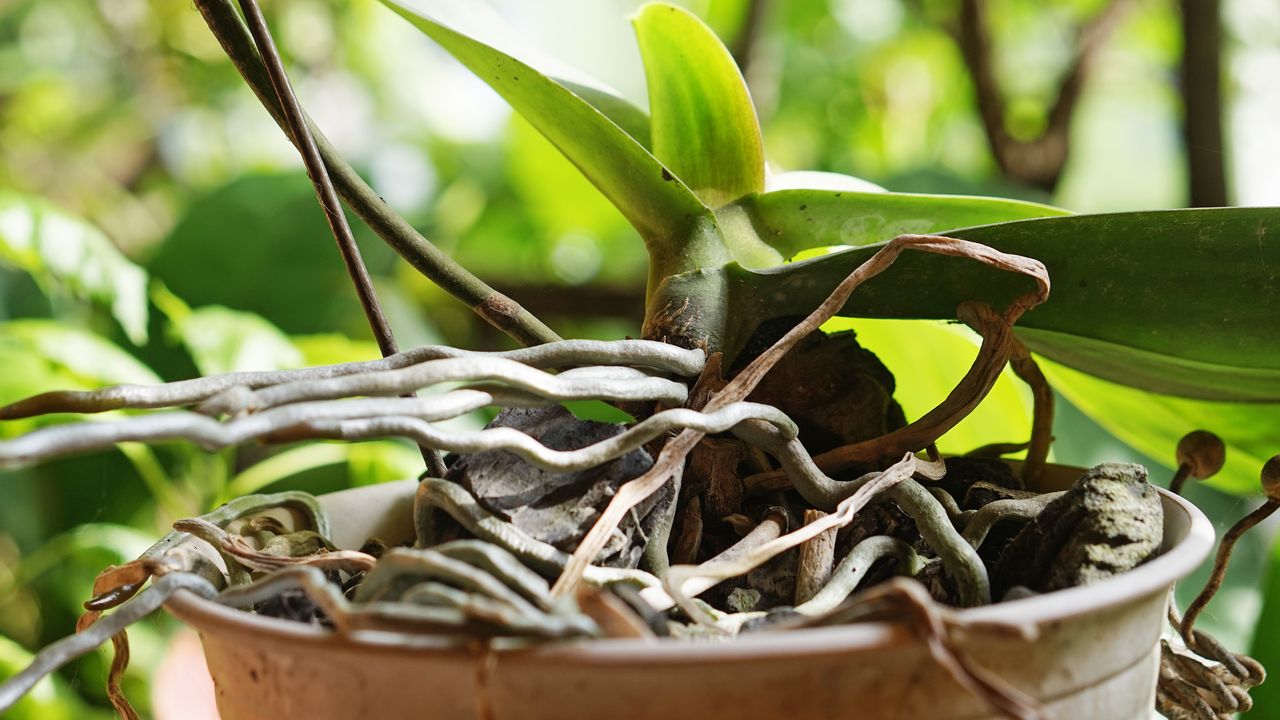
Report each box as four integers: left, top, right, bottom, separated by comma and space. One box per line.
1169, 464, 1191, 495
236, 0, 445, 473
193, 0, 559, 348
237, 0, 394, 357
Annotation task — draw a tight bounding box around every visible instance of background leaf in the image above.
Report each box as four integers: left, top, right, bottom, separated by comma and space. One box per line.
0, 194, 148, 344
0, 635, 112, 720
713, 207, 1280, 401
1042, 359, 1278, 495
153, 286, 303, 376
0, 320, 160, 436
291, 334, 381, 367
146, 174, 389, 337
825, 317, 1032, 454
1248, 534, 1280, 712
221, 440, 422, 500
634, 2, 765, 207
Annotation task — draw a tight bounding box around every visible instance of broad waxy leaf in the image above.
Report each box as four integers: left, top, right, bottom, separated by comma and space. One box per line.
382, 0, 709, 249
634, 3, 765, 207
0, 194, 149, 344
702, 207, 1280, 401
732, 188, 1069, 260
557, 80, 650, 149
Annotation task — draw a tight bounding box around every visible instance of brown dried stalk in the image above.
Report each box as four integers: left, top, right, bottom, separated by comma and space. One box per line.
106, 632, 137, 720
1180, 499, 1279, 643
794, 509, 837, 605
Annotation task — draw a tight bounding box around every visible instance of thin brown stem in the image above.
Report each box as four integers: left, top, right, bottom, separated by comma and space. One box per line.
237, 0, 395, 358
193, 0, 559, 347
1180, 500, 1279, 642
1169, 464, 1192, 495
106, 632, 138, 720
235, 0, 444, 473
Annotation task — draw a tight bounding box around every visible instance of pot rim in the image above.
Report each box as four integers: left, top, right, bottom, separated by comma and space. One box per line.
165, 478, 1214, 662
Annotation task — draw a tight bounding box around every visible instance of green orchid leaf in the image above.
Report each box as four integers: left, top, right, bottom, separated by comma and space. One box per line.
707, 207, 1280, 401
557, 80, 651, 149
732, 188, 1069, 260
1043, 360, 1278, 496
0, 193, 149, 344
1017, 328, 1277, 402
634, 2, 765, 207
381, 0, 706, 248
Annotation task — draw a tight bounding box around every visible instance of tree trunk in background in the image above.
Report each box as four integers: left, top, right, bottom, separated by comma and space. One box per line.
730, 0, 769, 78
953, 0, 1136, 194
1179, 0, 1229, 207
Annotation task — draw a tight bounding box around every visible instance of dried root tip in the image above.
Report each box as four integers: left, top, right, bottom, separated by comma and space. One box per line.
1172, 430, 1226, 494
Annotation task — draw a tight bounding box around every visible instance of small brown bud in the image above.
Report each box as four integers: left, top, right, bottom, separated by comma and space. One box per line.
1176, 430, 1226, 480
1261, 455, 1280, 502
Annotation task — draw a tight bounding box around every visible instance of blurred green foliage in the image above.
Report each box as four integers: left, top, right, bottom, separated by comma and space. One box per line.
0, 0, 1277, 715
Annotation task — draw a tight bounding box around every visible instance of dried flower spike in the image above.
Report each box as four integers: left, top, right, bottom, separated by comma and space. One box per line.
1170, 430, 1226, 495
1180, 453, 1280, 642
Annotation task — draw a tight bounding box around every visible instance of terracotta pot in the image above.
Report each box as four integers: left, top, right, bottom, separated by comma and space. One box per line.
166, 464, 1213, 720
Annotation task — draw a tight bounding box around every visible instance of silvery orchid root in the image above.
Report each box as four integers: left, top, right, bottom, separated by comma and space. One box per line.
0, 230, 1217, 720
